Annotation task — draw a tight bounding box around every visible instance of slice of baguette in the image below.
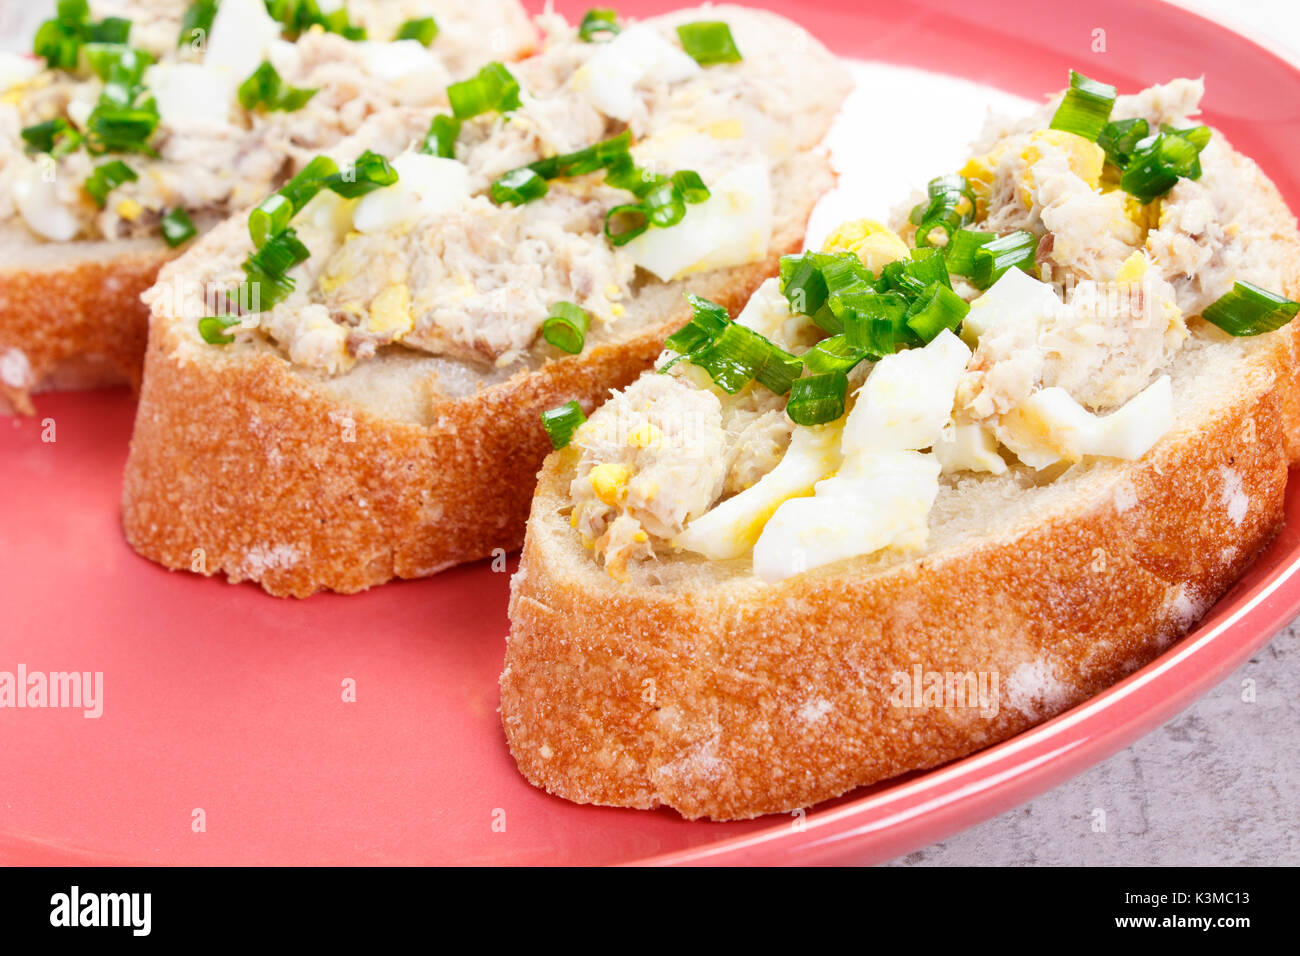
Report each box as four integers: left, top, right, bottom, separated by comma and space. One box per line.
121, 150, 838, 597
499, 167, 1300, 822
0, 0, 538, 415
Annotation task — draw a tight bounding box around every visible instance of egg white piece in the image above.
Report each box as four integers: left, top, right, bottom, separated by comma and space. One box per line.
358, 39, 441, 83
0, 52, 41, 94
353, 153, 472, 234
997, 375, 1174, 469
12, 164, 80, 241
841, 328, 971, 456
961, 266, 1061, 346
147, 63, 237, 128
674, 422, 843, 561
753, 450, 941, 582
935, 422, 1007, 474
577, 24, 700, 122
205, 0, 282, 82
623, 161, 772, 281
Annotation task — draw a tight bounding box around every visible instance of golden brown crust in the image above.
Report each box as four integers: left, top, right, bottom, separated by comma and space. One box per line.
0, 243, 174, 413
500, 334, 1292, 820
120, 208, 819, 597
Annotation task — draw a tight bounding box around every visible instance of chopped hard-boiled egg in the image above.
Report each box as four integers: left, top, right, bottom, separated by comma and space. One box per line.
841, 328, 971, 456
146, 63, 237, 128
623, 161, 771, 281
366, 283, 414, 338
753, 450, 941, 582
358, 40, 441, 83
934, 422, 1007, 475
12, 164, 80, 241
589, 462, 632, 507
205, 0, 282, 82
820, 219, 910, 273
961, 266, 1062, 347
574, 24, 701, 122
353, 154, 471, 234
734, 277, 813, 349
0, 53, 41, 95
997, 375, 1173, 469
673, 423, 843, 560
1017, 129, 1105, 206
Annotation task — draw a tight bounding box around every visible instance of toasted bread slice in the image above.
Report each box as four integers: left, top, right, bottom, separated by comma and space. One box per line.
0, 0, 537, 414
499, 135, 1300, 820
121, 151, 836, 596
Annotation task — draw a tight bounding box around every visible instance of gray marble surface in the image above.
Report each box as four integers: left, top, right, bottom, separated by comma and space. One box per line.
886, 625, 1299, 865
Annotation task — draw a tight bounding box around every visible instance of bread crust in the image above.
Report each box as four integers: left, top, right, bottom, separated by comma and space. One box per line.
0, 242, 174, 413
120, 174, 826, 596
500, 331, 1293, 820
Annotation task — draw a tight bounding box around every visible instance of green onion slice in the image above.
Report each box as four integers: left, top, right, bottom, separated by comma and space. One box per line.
578, 9, 621, 42
676, 21, 741, 64
325, 150, 399, 198
20, 118, 83, 157
604, 204, 649, 246
394, 17, 438, 46
689, 322, 776, 394
160, 207, 197, 247
906, 282, 970, 342
198, 315, 241, 345
529, 131, 631, 181
83, 159, 137, 207
663, 293, 730, 355
179, 1, 217, 47
1119, 129, 1208, 204
541, 400, 587, 449
84, 44, 152, 83
786, 371, 848, 426
970, 230, 1037, 289
1048, 70, 1116, 141
447, 62, 522, 119
250, 193, 293, 248
944, 228, 996, 277
278, 155, 340, 212
245, 228, 310, 278
1201, 281, 1300, 336
421, 114, 462, 159
541, 301, 591, 354
238, 60, 316, 112
671, 170, 710, 204
491, 167, 549, 205
801, 334, 869, 375
1097, 117, 1149, 168
642, 180, 685, 227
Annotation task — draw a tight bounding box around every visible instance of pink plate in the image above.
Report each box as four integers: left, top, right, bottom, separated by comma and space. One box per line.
3, 0, 1300, 866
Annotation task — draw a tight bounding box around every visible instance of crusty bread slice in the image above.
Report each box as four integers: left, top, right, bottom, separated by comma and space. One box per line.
499, 163, 1300, 822
121, 150, 837, 597
0, 0, 539, 414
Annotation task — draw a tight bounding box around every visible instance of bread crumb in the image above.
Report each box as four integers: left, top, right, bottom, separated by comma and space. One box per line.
241, 543, 299, 577
0, 348, 33, 389
797, 698, 833, 724
1004, 659, 1072, 719
1111, 479, 1138, 513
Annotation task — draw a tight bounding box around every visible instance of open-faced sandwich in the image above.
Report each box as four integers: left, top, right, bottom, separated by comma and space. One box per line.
119, 5, 852, 596
0, 0, 536, 412
501, 72, 1300, 820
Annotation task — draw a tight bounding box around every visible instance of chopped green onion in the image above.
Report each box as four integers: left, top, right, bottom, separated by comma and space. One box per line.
1049, 70, 1116, 141
250, 194, 294, 247
605, 157, 663, 197
491, 167, 549, 205
447, 62, 521, 119
841, 291, 910, 356
20, 118, 82, 157
676, 21, 741, 64
663, 293, 730, 355
179, 1, 217, 47
1097, 117, 1149, 168
33, 19, 83, 70
160, 208, 197, 247
278, 155, 340, 212
91, 16, 131, 44
324, 150, 398, 198
394, 17, 438, 46
910, 174, 977, 246
604, 204, 649, 246
779, 252, 834, 317
541, 400, 587, 449
579, 9, 621, 42
907, 246, 951, 289
421, 114, 462, 159
671, 170, 710, 204
879, 260, 927, 298
86, 104, 159, 154
1119, 129, 1207, 203
239, 268, 295, 311
944, 228, 996, 277
238, 60, 317, 112
786, 371, 848, 426
970, 230, 1037, 288
58, 0, 90, 22
1201, 281, 1300, 336
245, 228, 310, 279
801, 334, 869, 375
266, 0, 366, 41
529, 131, 631, 181
906, 282, 970, 342
542, 301, 591, 354
642, 180, 686, 227
83, 159, 137, 207
198, 315, 241, 345
754, 344, 802, 394
689, 322, 777, 394
84, 43, 152, 82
